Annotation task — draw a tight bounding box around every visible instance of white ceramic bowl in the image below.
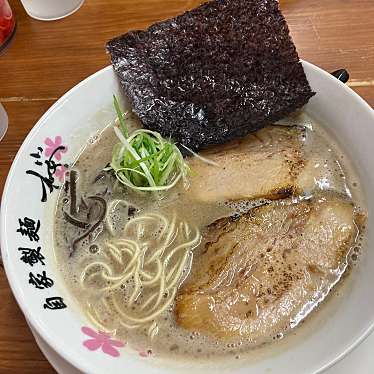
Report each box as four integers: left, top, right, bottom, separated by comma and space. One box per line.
1, 62, 374, 374
0, 102, 8, 142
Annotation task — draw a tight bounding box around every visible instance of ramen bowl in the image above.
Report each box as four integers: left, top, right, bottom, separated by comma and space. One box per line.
1, 61, 374, 374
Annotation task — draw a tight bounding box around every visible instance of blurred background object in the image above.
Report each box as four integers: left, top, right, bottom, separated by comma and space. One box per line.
0, 102, 8, 142
0, 0, 15, 53
19, 0, 84, 21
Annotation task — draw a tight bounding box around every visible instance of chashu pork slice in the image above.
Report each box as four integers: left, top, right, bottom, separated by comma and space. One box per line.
175, 195, 363, 340
186, 125, 306, 203
185, 125, 350, 203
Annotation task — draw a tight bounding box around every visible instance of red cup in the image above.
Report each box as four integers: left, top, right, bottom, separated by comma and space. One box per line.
0, 0, 16, 52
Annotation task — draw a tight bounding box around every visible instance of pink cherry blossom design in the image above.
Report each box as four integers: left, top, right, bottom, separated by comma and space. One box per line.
44, 136, 67, 161
54, 165, 67, 182
138, 349, 152, 357
81, 326, 125, 358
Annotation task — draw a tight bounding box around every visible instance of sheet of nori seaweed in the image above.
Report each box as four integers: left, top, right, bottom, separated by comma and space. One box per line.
107, 0, 315, 151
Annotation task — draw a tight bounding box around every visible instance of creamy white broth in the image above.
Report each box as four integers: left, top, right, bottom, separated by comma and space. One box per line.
53, 111, 365, 361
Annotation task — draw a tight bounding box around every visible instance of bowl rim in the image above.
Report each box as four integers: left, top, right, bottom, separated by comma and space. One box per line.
1, 61, 374, 374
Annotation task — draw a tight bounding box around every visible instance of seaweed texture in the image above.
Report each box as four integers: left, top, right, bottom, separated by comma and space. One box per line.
107, 0, 315, 150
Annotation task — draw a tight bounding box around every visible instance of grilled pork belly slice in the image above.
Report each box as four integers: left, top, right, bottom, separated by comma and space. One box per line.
175, 195, 363, 340
186, 126, 305, 202
186, 125, 350, 203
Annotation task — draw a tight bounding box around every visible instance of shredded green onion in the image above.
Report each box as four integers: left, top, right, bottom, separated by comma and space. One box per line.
109, 95, 189, 192
180, 144, 220, 167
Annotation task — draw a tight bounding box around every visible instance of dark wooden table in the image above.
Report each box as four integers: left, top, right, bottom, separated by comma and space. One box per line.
0, 0, 373, 372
